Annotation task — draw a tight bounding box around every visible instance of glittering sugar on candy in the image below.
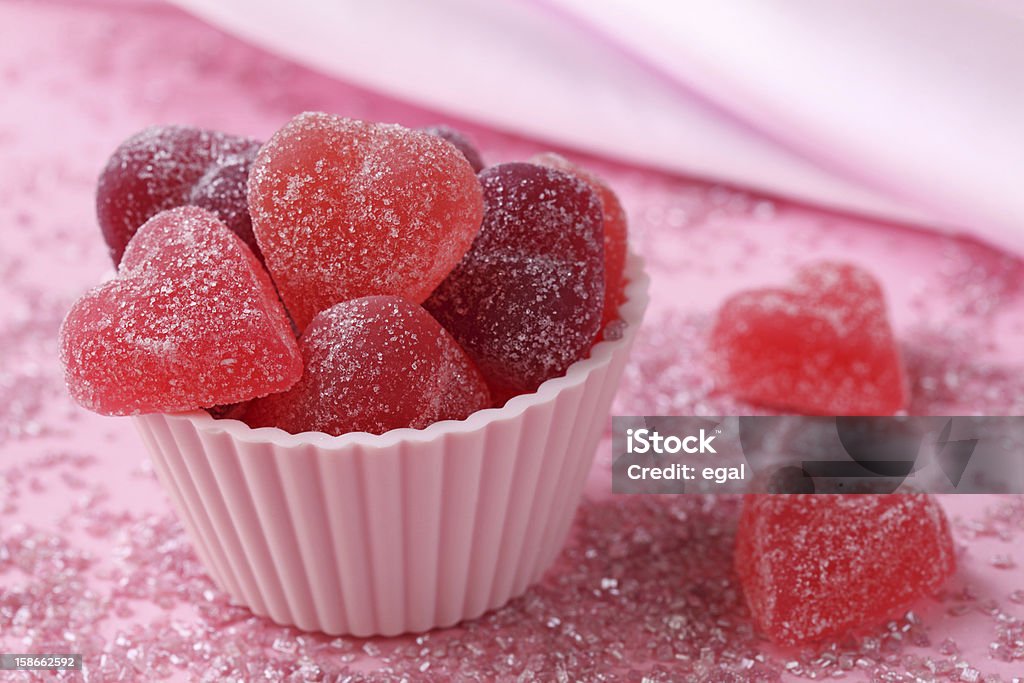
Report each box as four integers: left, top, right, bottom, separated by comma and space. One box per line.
426, 162, 605, 401
96, 125, 262, 264
421, 124, 485, 172
248, 113, 484, 329
532, 152, 629, 330
59, 207, 301, 415
735, 494, 956, 646
243, 296, 490, 436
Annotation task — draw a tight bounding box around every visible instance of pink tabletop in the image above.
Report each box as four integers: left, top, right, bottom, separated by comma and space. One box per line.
1, 1, 1022, 681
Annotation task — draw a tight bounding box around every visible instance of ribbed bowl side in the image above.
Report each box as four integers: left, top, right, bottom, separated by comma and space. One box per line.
134, 255, 648, 635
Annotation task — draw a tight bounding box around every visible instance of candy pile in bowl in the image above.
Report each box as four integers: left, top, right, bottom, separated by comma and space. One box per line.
59, 114, 628, 436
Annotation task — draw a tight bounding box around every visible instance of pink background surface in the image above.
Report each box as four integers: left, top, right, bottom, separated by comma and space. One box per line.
1, 0, 1023, 680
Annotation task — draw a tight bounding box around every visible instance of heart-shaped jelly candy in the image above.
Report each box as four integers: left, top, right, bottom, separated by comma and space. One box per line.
425, 162, 605, 401
711, 262, 907, 415
97, 125, 262, 264
60, 207, 301, 415
248, 113, 484, 330
242, 296, 491, 436
736, 494, 955, 645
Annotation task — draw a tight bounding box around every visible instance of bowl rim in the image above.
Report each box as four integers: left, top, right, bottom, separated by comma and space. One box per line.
151, 251, 650, 450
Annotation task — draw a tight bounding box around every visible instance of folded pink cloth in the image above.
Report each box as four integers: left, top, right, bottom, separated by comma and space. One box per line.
170, 0, 1024, 255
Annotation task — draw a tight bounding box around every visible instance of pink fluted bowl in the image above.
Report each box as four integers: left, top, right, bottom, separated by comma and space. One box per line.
132, 254, 649, 636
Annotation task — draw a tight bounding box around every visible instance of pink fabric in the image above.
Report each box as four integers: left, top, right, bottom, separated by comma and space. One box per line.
1, 0, 1022, 679
170, 0, 1024, 254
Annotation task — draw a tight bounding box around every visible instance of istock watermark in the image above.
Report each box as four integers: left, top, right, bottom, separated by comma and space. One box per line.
625, 427, 717, 454
611, 416, 1024, 494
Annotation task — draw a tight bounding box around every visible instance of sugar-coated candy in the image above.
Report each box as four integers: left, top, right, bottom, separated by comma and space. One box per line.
735, 494, 956, 645
531, 152, 628, 328
187, 156, 262, 260
426, 162, 604, 399
96, 125, 261, 263
711, 262, 907, 415
243, 296, 491, 436
60, 207, 302, 416
421, 124, 484, 172
248, 113, 484, 330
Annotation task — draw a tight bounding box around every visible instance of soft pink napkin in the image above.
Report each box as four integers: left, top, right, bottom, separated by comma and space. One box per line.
169, 0, 1024, 255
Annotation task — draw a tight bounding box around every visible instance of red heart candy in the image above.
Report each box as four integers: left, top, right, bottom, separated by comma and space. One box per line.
242, 296, 491, 436
736, 494, 956, 645
248, 113, 484, 330
711, 262, 908, 415
60, 206, 302, 415
424, 162, 605, 400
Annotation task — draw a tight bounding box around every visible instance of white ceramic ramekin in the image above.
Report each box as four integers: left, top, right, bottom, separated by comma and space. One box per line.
133, 254, 649, 637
